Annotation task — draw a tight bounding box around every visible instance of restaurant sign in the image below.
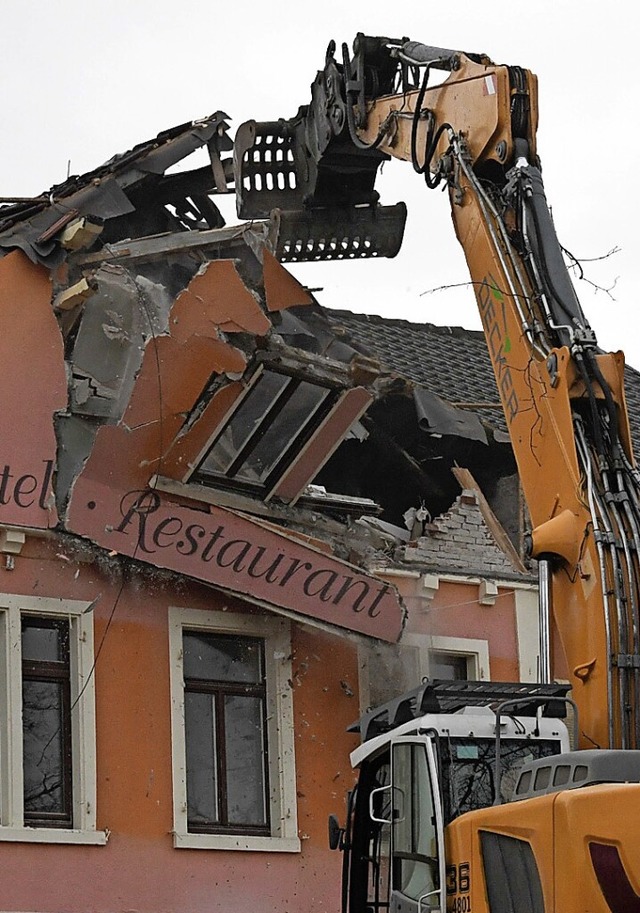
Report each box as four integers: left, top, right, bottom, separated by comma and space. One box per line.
68, 480, 405, 642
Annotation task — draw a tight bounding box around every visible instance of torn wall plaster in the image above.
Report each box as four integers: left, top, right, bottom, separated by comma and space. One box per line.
0, 109, 536, 647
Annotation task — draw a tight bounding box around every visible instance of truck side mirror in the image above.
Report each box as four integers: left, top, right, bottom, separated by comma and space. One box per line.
328, 813, 344, 850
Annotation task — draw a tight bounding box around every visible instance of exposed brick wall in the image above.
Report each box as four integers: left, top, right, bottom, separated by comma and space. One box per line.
400, 489, 527, 577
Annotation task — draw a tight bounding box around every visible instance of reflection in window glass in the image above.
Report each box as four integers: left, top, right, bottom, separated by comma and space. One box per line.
225, 695, 267, 826
22, 625, 63, 663
23, 681, 65, 816
237, 381, 329, 483
197, 368, 334, 491
392, 743, 439, 904
201, 372, 290, 476
185, 692, 218, 825
21, 617, 72, 827
183, 631, 269, 834
440, 738, 561, 821
183, 633, 262, 684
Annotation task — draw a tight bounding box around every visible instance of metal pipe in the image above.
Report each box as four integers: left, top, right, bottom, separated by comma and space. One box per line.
453, 143, 549, 359
538, 559, 552, 683
576, 423, 615, 746
617, 465, 640, 747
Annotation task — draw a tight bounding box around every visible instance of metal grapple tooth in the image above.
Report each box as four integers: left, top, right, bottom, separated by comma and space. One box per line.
268, 204, 407, 263
234, 120, 304, 219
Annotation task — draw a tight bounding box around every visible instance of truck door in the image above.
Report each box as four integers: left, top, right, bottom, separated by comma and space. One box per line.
347, 752, 392, 912
389, 737, 446, 913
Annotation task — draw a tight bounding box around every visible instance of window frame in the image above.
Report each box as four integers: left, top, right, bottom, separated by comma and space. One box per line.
0, 594, 106, 845
358, 634, 490, 711
425, 635, 490, 682
169, 607, 300, 852
21, 615, 73, 828
180, 359, 374, 507
190, 364, 339, 497
183, 631, 270, 835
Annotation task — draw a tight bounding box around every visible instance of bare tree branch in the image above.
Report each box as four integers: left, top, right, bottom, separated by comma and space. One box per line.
562, 245, 621, 298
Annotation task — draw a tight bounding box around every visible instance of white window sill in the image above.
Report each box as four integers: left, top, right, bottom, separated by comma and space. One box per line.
173, 831, 300, 853
0, 826, 109, 845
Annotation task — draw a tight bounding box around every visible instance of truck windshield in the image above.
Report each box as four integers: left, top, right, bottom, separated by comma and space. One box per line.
440, 737, 560, 822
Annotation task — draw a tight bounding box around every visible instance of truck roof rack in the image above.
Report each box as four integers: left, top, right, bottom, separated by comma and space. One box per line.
350, 680, 572, 742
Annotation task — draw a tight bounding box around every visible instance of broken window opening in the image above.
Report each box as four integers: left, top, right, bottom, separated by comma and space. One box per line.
192, 366, 339, 497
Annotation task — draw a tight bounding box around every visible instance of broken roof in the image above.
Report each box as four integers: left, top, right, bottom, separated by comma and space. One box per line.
0, 112, 573, 643
0, 113, 233, 266
322, 308, 640, 451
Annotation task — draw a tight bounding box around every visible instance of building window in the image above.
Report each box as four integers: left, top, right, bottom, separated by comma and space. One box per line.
429, 651, 470, 681
193, 367, 337, 494
22, 616, 73, 828
183, 632, 269, 835
169, 608, 299, 852
183, 361, 373, 506
358, 635, 490, 710
426, 636, 490, 682
0, 595, 106, 844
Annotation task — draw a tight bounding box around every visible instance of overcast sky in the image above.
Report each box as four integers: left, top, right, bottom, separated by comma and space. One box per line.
2, 1, 638, 365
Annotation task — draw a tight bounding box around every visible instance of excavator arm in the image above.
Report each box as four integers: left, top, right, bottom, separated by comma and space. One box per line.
235, 35, 640, 751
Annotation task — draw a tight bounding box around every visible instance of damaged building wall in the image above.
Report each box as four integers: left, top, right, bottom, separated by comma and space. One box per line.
0, 153, 405, 910
0, 111, 559, 913
0, 533, 362, 913
400, 489, 524, 577
0, 120, 401, 910
360, 490, 539, 707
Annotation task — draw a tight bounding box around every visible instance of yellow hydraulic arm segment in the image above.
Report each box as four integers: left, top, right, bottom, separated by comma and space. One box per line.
357, 42, 640, 753
354, 42, 640, 753
235, 35, 640, 751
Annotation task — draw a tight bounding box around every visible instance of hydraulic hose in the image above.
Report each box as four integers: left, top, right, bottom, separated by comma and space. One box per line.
519, 164, 593, 347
